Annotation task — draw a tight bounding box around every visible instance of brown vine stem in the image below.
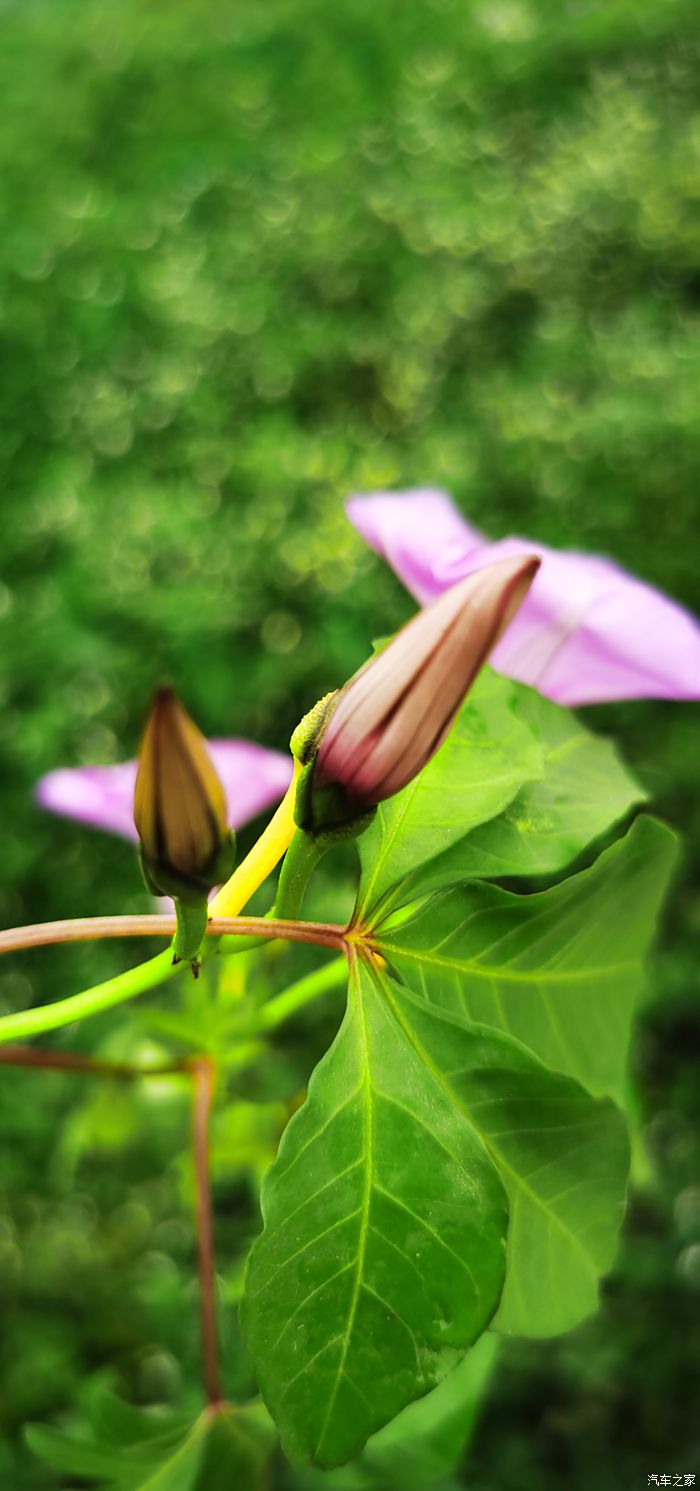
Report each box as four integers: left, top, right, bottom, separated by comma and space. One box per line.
0, 914, 346, 956
192, 1057, 221, 1407
0, 1045, 194, 1078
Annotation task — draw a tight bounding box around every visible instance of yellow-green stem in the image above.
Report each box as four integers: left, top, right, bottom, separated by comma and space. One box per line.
0, 950, 181, 1045
208, 762, 300, 920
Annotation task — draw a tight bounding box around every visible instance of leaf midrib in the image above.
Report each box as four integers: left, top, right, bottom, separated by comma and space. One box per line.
358, 775, 424, 920
314, 973, 374, 1461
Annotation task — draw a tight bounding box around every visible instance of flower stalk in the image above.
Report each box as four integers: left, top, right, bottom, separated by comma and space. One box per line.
208, 760, 301, 920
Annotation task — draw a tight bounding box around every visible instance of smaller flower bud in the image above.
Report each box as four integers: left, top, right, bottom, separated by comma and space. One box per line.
134, 688, 236, 908
296, 553, 540, 835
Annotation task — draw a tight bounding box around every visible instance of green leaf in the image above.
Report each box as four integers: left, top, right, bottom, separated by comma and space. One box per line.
373, 976, 629, 1336
26, 1403, 273, 1491
294, 1340, 499, 1490
26, 1410, 208, 1491
134, 1419, 207, 1491
359, 1331, 501, 1489
210, 1099, 287, 1187
242, 959, 508, 1468
355, 670, 543, 925
197, 1404, 276, 1491
90, 1390, 193, 1451
405, 686, 644, 891
25, 1423, 155, 1483
377, 815, 678, 1102
243, 940, 633, 1460
134, 1007, 216, 1051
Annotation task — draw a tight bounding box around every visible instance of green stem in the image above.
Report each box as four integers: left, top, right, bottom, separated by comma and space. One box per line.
273, 828, 328, 920
217, 829, 330, 957
0, 915, 345, 1045
0, 950, 181, 1046
174, 899, 208, 966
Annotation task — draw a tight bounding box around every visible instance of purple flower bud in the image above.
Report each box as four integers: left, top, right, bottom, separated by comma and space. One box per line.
315, 554, 540, 807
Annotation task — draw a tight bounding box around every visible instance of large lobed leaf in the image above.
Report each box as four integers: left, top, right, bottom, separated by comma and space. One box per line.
241, 958, 508, 1467
376, 815, 678, 1103
355, 670, 645, 923
402, 685, 644, 894
26, 1397, 274, 1491
242, 959, 629, 1466
380, 977, 629, 1337
355, 669, 544, 925
245, 700, 675, 1466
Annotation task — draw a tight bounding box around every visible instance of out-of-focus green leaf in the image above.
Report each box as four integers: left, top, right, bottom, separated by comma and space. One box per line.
89, 1388, 194, 1450
26, 1408, 226, 1491
133, 1008, 218, 1053
197, 1403, 276, 1490
134, 1418, 207, 1491
25, 1423, 156, 1483
378, 816, 678, 1102
210, 1099, 287, 1187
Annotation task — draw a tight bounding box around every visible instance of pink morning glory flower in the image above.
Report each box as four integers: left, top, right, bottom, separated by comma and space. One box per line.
37, 739, 293, 842
347, 488, 700, 706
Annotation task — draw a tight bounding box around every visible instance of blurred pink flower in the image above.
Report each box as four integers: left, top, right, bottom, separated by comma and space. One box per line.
36, 740, 293, 841
347, 488, 700, 706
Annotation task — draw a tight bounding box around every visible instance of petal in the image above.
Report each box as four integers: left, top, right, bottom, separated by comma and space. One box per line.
36, 761, 140, 841
347, 488, 485, 604
347, 490, 700, 705
36, 740, 293, 841
208, 741, 294, 828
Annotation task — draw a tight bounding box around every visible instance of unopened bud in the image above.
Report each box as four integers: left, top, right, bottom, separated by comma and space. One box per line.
296, 554, 540, 834
134, 688, 236, 908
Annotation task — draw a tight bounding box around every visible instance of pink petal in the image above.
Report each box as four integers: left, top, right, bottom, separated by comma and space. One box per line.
36, 740, 293, 841
347, 488, 485, 605
347, 490, 700, 705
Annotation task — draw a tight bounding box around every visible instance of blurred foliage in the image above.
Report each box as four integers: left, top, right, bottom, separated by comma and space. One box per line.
0, 0, 698, 1485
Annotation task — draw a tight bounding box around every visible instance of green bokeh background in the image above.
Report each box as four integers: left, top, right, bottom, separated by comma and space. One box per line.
0, 0, 698, 1486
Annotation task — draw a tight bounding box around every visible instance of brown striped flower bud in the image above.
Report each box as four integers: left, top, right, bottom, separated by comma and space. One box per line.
134, 688, 236, 905
296, 554, 540, 834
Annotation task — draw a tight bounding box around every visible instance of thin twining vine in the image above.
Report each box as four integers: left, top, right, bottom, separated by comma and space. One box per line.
0, 912, 349, 958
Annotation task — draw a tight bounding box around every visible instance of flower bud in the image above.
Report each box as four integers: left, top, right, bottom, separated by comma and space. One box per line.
296, 553, 540, 834
134, 688, 236, 906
